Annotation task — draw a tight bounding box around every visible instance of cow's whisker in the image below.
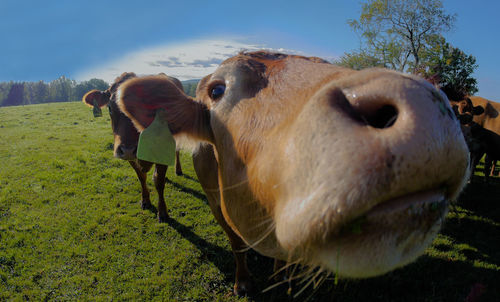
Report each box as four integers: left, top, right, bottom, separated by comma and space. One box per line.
203, 178, 250, 193
294, 267, 325, 298
268, 259, 299, 280
238, 221, 276, 253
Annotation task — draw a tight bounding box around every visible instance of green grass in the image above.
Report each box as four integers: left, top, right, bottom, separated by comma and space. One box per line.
1, 102, 499, 301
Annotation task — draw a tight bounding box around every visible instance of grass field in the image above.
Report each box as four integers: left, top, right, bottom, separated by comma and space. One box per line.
0, 102, 499, 301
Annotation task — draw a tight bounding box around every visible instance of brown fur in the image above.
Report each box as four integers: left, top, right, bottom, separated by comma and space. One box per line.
118, 51, 469, 296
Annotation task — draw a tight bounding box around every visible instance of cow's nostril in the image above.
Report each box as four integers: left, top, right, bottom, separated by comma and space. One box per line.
116, 146, 124, 157
362, 105, 398, 129
116, 145, 136, 160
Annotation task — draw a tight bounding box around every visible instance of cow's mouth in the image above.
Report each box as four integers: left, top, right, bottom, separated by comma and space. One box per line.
313, 189, 448, 278
366, 189, 447, 221
339, 189, 448, 238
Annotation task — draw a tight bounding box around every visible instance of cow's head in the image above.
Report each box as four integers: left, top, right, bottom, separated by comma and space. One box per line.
449, 97, 487, 156
450, 97, 485, 125
117, 52, 469, 278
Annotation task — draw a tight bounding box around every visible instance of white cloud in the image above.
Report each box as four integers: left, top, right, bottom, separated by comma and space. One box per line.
75, 38, 302, 83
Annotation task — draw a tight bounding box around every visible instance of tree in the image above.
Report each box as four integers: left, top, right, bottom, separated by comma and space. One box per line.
421, 41, 478, 100
74, 78, 109, 102
3, 83, 25, 106
47, 76, 75, 102
0, 82, 14, 106
32, 80, 49, 104
348, 0, 456, 73
334, 49, 385, 70
182, 81, 199, 97
0, 77, 109, 107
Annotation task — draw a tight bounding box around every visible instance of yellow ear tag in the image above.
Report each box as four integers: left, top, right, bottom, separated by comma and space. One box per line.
137, 109, 176, 166
92, 99, 102, 117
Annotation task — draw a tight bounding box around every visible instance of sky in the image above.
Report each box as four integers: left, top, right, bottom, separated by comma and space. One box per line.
1, 0, 499, 100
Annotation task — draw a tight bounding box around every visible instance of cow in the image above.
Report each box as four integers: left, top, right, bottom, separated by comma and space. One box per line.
116, 51, 469, 295
458, 121, 500, 182
82, 72, 183, 223
469, 123, 500, 181
450, 97, 486, 176
451, 96, 500, 177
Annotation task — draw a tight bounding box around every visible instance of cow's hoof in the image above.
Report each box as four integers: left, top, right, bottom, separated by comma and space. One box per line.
141, 201, 153, 210
234, 279, 256, 297
158, 214, 169, 223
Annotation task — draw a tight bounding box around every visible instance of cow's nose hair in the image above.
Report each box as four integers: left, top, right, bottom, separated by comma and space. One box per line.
116, 145, 137, 160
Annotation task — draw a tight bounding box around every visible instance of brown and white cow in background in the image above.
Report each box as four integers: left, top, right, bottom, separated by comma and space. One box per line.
451, 96, 500, 179
117, 52, 469, 295
467, 123, 500, 181
83, 72, 183, 222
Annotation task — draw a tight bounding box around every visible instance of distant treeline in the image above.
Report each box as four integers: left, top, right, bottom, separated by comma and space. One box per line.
0, 77, 200, 107
0, 76, 109, 107
181, 80, 199, 97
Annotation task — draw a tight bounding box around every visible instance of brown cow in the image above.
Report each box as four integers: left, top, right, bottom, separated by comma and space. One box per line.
82, 72, 183, 223
451, 96, 500, 177
468, 123, 500, 181
450, 97, 485, 176
468, 96, 500, 176
117, 52, 469, 295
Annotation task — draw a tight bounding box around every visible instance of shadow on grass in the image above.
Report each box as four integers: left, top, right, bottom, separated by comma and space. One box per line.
325, 254, 498, 302
178, 173, 199, 183
166, 179, 209, 204
165, 217, 236, 284
164, 215, 296, 301
442, 214, 500, 267
458, 177, 500, 221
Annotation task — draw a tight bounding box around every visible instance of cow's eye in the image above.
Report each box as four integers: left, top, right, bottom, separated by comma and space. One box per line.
210, 84, 226, 100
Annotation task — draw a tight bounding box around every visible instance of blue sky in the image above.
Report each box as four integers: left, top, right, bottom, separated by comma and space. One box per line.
1, 0, 499, 100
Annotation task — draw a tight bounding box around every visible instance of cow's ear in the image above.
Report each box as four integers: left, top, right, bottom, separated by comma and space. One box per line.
472, 105, 484, 116
117, 75, 214, 143
82, 90, 110, 108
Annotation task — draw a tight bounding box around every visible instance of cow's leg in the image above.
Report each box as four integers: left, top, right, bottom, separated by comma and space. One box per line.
129, 160, 152, 209
193, 144, 254, 296
210, 203, 253, 296
467, 153, 476, 182
211, 201, 254, 296
484, 154, 492, 183
175, 150, 183, 176
489, 159, 495, 177
491, 159, 499, 177
469, 150, 484, 182
153, 164, 169, 223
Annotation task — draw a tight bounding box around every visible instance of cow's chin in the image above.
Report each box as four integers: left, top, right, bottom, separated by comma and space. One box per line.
280, 190, 448, 278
